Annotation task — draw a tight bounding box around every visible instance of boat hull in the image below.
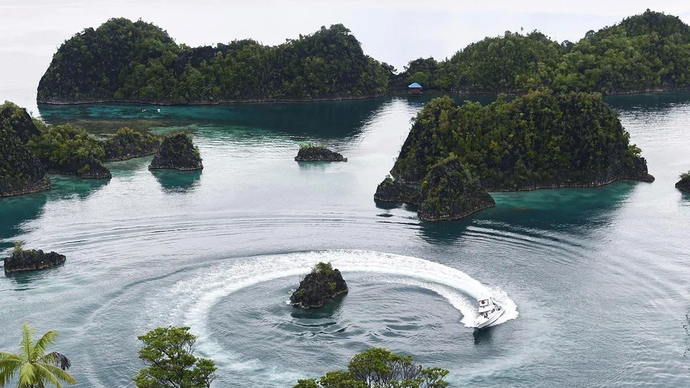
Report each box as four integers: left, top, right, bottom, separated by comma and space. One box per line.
475, 308, 505, 329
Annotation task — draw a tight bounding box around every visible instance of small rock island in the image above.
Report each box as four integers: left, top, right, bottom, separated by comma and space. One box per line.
374, 176, 420, 204
677, 171, 690, 193
4, 243, 66, 274
295, 144, 347, 162
149, 133, 203, 171
104, 127, 160, 161
290, 262, 348, 309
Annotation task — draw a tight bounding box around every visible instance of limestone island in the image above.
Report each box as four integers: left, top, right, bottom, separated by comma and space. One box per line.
104, 127, 160, 161
37, 19, 388, 105
677, 171, 690, 193
4, 243, 66, 274
149, 133, 203, 171
0, 103, 52, 196
377, 90, 654, 220
290, 262, 348, 309
295, 144, 347, 162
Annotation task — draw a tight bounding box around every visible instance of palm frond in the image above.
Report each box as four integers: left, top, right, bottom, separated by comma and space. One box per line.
35, 362, 76, 385
19, 362, 36, 387
32, 331, 59, 361
20, 323, 35, 361
41, 352, 71, 370
0, 351, 23, 386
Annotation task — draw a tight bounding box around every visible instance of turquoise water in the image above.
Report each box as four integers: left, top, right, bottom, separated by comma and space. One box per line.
0, 93, 689, 387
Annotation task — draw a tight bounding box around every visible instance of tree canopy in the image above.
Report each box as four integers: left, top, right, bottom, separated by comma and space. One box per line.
391, 90, 652, 190
292, 348, 448, 388
133, 326, 216, 388
393, 10, 690, 95
38, 20, 388, 104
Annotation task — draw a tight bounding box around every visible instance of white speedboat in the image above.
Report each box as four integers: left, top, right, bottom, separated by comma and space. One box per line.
474, 297, 504, 329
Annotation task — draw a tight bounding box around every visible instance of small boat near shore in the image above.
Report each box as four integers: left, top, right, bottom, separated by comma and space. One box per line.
474, 297, 504, 329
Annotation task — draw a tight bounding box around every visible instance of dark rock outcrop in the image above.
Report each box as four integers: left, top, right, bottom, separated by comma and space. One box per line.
295, 146, 347, 162
677, 172, 690, 193
0, 104, 52, 197
290, 262, 348, 309
419, 156, 495, 221
149, 133, 203, 171
0, 104, 41, 143
4, 249, 66, 274
103, 127, 160, 161
374, 176, 420, 204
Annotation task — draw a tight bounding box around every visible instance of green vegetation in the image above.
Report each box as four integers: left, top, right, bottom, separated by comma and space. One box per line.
394, 10, 690, 95
0, 103, 51, 196
27, 124, 110, 178
392, 91, 652, 190
38, 19, 388, 104
103, 127, 160, 161
680, 171, 690, 181
12, 242, 23, 254
292, 347, 448, 388
149, 133, 203, 170
419, 155, 495, 221
134, 326, 216, 388
676, 170, 690, 193
0, 323, 75, 388
312, 262, 334, 275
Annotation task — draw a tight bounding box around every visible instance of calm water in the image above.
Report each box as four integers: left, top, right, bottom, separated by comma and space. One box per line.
0, 91, 688, 387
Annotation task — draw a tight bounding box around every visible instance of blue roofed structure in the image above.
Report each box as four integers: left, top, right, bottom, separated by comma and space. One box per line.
408, 82, 422, 89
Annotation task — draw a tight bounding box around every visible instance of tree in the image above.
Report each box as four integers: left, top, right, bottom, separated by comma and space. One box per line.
133, 326, 216, 388
0, 323, 75, 388
293, 348, 448, 388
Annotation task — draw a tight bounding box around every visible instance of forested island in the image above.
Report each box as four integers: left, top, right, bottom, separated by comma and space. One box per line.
392, 10, 690, 95
0, 101, 189, 197
38, 10, 690, 106
37, 19, 388, 104
378, 90, 654, 219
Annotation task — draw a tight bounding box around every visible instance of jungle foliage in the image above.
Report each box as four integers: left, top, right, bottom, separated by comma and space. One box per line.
292, 348, 448, 388
391, 90, 650, 190
38, 19, 388, 104
395, 10, 690, 95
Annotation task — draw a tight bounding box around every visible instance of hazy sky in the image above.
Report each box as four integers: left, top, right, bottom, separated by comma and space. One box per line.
1, 0, 690, 110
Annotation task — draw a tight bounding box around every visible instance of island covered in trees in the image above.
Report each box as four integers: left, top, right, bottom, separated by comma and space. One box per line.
0, 101, 203, 197
37, 19, 389, 104
38, 10, 690, 106
377, 90, 654, 220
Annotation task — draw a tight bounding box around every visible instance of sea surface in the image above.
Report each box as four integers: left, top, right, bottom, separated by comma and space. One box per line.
2, 2, 690, 387
0, 91, 689, 387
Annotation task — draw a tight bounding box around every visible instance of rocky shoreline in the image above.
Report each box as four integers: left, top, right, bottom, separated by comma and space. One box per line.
149, 133, 203, 171
0, 177, 52, 197
37, 94, 385, 106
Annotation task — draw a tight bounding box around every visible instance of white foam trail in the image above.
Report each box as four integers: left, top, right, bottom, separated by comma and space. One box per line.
161, 250, 518, 370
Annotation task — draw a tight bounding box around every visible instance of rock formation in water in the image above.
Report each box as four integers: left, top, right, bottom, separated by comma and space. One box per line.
37, 19, 388, 104
27, 123, 112, 179
391, 92, 654, 189
103, 127, 160, 161
374, 176, 420, 204
418, 156, 496, 221
295, 145, 347, 162
290, 262, 348, 309
0, 103, 52, 196
149, 133, 203, 171
676, 171, 690, 193
4, 247, 66, 274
